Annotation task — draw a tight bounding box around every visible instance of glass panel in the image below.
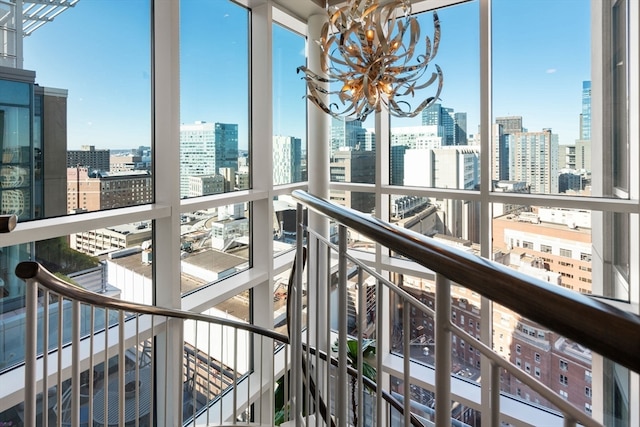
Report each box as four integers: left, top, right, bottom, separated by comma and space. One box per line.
329, 113, 375, 182
273, 23, 306, 186
612, 0, 628, 193
494, 303, 595, 419
1, 219, 153, 374
493, 203, 630, 301
180, 1, 249, 199
182, 292, 251, 419
603, 359, 630, 426
1, 0, 153, 221
180, 204, 251, 294
273, 196, 300, 255
492, 205, 593, 294
390, 195, 480, 245
390, 2, 479, 189
329, 190, 375, 215
492, 0, 590, 196
0, 349, 145, 426
274, 268, 290, 333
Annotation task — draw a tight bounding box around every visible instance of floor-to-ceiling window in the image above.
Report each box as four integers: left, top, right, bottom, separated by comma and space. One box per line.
0, 0, 637, 425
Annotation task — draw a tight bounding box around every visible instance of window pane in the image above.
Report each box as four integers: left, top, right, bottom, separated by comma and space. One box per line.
492, 0, 590, 196
390, 195, 481, 246
494, 306, 594, 418
1, 1, 152, 220
391, 2, 479, 189
180, 1, 249, 199
273, 195, 299, 255
330, 190, 375, 215
0, 220, 154, 373
180, 205, 251, 294
273, 24, 306, 186
612, 0, 628, 193
493, 206, 593, 293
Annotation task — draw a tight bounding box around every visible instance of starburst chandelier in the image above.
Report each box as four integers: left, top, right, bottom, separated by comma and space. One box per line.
298, 0, 443, 121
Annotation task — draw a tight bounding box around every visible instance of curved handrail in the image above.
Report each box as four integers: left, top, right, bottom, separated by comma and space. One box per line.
292, 190, 640, 373
15, 261, 289, 344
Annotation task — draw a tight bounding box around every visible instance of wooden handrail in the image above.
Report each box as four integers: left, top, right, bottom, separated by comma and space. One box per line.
15, 261, 290, 344
0, 214, 17, 233
292, 189, 640, 374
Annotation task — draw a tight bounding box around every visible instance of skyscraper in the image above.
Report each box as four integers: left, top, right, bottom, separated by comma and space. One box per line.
179, 121, 238, 198
273, 135, 302, 185
509, 129, 559, 194
331, 117, 365, 153
421, 103, 459, 146
493, 123, 509, 180
454, 112, 468, 145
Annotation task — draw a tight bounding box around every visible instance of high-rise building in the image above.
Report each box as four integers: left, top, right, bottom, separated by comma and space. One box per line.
580, 80, 591, 141
390, 145, 407, 186
509, 129, 559, 194
493, 123, 509, 180
454, 112, 467, 145
331, 117, 365, 153
404, 146, 479, 190
421, 103, 456, 146
67, 145, 110, 171
179, 121, 238, 198
273, 135, 302, 185
495, 116, 524, 135
330, 148, 375, 212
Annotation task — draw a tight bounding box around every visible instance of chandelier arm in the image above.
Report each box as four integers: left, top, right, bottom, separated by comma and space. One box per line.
301, 1, 443, 121
430, 12, 441, 58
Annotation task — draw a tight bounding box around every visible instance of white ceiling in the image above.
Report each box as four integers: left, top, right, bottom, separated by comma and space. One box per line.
271, 0, 343, 21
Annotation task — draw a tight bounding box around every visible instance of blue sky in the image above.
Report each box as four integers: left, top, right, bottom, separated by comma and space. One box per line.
22, 0, 590, 150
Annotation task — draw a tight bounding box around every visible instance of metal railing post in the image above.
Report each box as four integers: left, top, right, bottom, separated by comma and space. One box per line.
403, 300, 411, 427
490, 361, 500, 426
338, 224, 349, 426
435, 274, 452, 427
72, 300, 81, 427
24, 279, 37, 426
292, 203, 305, 423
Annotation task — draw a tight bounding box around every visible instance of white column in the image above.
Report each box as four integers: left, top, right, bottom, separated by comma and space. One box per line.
153, 0, 183, 425
250, 2, 276, 424
305, 13, 332, 417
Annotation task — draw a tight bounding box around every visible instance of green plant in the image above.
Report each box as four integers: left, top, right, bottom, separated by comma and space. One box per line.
332, 338, 376, 427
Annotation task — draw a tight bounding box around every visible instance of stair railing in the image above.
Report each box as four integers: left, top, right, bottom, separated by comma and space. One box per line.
16, 260, 290, 427
292, 189, 640, 427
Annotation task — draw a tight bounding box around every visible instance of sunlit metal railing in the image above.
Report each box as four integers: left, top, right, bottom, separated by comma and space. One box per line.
17, 261, 290, 427
292, 189, 640, 427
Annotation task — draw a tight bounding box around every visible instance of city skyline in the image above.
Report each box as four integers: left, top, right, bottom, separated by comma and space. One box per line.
21, 0, 590, 150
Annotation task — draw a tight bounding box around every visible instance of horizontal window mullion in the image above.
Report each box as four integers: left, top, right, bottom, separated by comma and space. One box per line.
3, 204, 170, 248
179, 189, 269, 214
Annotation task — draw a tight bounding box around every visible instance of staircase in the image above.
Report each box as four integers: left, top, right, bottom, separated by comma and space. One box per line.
10, 191, 640, 426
